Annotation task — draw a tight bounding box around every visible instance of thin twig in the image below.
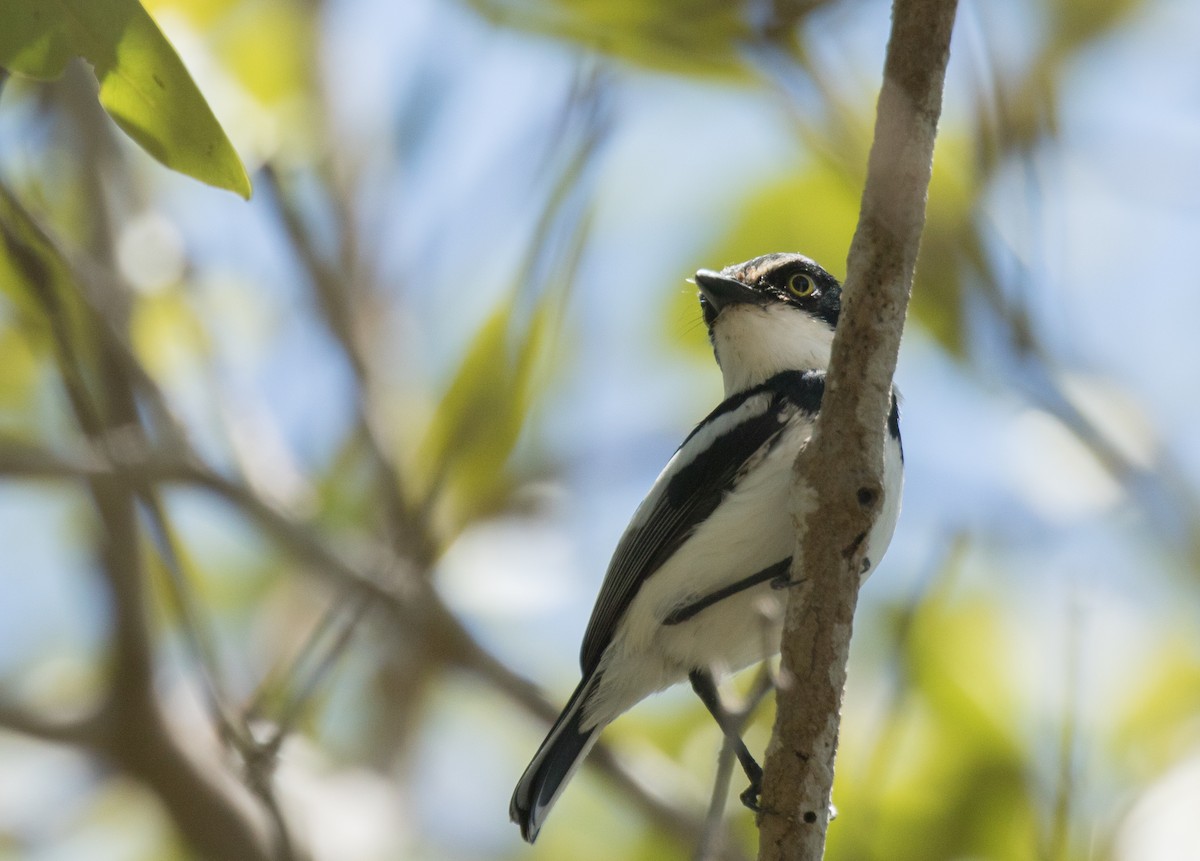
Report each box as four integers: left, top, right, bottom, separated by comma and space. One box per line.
696, 665, 777, 861
261, 591, 374, 752
2, 170, 281, 860
138, 492, 249, 748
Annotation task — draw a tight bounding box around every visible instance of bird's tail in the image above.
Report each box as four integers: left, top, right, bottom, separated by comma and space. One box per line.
510, 677, 603, 843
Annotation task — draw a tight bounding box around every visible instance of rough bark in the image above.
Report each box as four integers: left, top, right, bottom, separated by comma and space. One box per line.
755, 1, 959, 859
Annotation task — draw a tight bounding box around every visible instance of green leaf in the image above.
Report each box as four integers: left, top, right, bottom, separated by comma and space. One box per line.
463, 0, 757, 80
0, 1, 75, 78
1113, 641, 1200, 772
0, 185, 107, 428
910, 133, 977, 357
418, 290, 560, 531
0, 324, 41, 434
0, 0, 251, 198
0, 185, 82, 342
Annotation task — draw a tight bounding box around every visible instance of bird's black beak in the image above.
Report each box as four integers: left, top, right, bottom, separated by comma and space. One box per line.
695, 270, 761, 313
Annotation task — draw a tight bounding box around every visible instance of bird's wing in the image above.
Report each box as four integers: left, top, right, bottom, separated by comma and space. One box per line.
578, 371, 823, 675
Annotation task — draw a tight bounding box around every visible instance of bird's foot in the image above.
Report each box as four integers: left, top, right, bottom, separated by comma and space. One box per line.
769, 574, 805, 590
739, 782, 762, 812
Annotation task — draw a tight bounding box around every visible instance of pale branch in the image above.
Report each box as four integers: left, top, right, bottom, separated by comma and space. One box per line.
0, 702, 102, 746
756, 1, 958, 860
0, 439, 713, 849
257, 592, 372, 754
2, 63, 698, 858
259, 164, 438, 571
139, 491, 249, 751
3, 158, 290, 858
91, 474, 278, 861
94, 382, 282, 860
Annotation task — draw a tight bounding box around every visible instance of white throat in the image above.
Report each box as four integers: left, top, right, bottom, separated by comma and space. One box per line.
711, 304, 835, 396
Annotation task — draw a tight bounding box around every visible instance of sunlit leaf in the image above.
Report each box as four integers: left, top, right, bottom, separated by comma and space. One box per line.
211, 0, 312, 106
418, 290, 560, 530
828, 588, 1041, 861
0, 1, 74, 77
0, 324, 41, 432
1112, 641, 1200, 772
143, 0, 241, 30
911, 132, 976, 357
0, 0, 251, 197
463, 0, 760, 79
129, 288, 210, 379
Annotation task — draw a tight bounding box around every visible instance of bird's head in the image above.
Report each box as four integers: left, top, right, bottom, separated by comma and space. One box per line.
696, 253, 842, 396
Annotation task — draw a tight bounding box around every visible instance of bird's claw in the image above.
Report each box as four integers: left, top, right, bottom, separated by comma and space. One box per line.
769, 574, 806, 590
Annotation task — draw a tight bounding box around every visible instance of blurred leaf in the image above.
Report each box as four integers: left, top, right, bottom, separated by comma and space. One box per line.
0, 187, 111, 432
0, 0, 251, 197
0, 325, 40, 431
0, 185, 89, 352
829, 590, 1040, 861
212, 0, 312, 106
129, 287, 209, 379
312, 430, 381, 532
1050, 0, 1147, 53
911, 132, 977, 357
1112, 640, 1200, 772
418, 290, 560, 530
906, 592, 1022, 759
463, 0, 759, 79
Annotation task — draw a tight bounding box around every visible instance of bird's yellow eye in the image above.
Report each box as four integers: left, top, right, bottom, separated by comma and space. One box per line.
786, 272, 816, 298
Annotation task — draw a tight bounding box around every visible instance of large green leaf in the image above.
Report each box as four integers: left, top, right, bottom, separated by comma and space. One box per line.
0, 0, 251, 198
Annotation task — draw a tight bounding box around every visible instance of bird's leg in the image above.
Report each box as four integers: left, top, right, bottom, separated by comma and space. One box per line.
688, 668, 763, 811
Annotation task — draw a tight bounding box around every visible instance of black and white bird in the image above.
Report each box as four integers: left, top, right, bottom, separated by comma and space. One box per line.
510, 253, 904, 842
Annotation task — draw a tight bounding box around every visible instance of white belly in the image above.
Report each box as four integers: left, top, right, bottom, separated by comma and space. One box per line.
582, 419, 903, 730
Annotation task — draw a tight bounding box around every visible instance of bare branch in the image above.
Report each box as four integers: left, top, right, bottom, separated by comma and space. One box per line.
90, 474, 277, 861
0, 702, 101, 746
757, 1, 958, 859
0, 438, 713, 848
0, 175, 284, 859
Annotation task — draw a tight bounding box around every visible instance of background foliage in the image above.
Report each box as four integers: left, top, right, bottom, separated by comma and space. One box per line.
2, 0, 1200, 859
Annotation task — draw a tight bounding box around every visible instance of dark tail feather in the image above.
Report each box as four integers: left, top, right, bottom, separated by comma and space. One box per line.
510, 677, 602, 843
